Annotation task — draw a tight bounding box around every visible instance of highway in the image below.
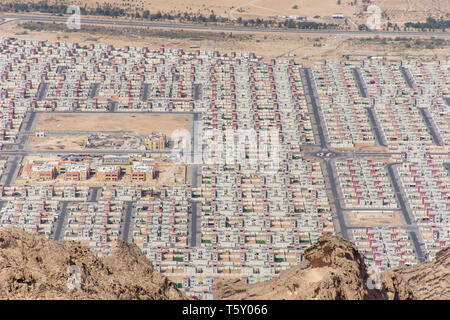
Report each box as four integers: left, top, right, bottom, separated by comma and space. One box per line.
4, 156, 20, 187
88, 83, 100, 99
189, 201, 201, 247
194, 84, 202, 101
36, 82, 48, 101
324, 158, 349, 239
1, 14, 450, 37
301, 67, 327, 150
140, 83, 150, 102
88, 187, 101, 202
300, 64, 431, 263
352, 67, 368, 98
107, 101, 117, 112
444, 163, 450, 175
301, 67, 350, 239
24, 111, 36, 132
367, 107, 388, 147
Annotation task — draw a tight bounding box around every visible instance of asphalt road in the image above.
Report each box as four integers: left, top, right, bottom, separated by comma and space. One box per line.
352, 67, 368, 98
418, 108, 443, 146
300, 68, 350, 240
121, 201, 133, 242
351, 67, 388, 147
2, 14, 450, 37
54, 201, 69, 241
400, 66, 416, 89
367, 107, 388, 147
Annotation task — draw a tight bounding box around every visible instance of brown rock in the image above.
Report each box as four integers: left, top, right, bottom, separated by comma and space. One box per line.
0, 226, 187, 300
213, 232, 372, 300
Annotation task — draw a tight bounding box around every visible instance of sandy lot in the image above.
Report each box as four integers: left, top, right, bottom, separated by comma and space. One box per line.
345, 210, 404, 227
34, 113, 191, 136
27, 133, 145, 151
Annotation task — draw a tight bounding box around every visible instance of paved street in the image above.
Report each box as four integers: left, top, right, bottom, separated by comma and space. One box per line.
301, 61, 432, 266
53, 201, 69, 242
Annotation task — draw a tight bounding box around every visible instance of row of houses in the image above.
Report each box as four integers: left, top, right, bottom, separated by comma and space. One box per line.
0, 38, 448, 299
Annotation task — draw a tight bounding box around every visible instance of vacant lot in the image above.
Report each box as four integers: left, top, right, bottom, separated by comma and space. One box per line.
34, 113, 191, 136
345, 210, 404, 227
3, 0, 447, 23
27, 133, 145, 151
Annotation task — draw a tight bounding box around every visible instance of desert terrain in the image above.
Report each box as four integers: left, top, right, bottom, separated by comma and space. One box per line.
34, 113, 191, 136
1, 20, 449, 64
2, 0, 448, 24
345, 210, 404, 227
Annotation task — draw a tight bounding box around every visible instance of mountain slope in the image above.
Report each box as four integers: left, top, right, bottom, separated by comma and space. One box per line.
213, 232, 449, 300
0, 226, 187, 300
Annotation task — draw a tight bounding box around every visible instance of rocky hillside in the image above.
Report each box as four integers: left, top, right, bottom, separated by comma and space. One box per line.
213, 232, 449, 300
1, 227, 447, 300
381, 246, 449, 300
0, 226, 187, 299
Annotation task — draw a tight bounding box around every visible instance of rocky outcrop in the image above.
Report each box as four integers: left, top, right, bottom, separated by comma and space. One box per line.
379, 247, 450, 300
213, 232, 374, 300
0, 226, 187, 300
213, 232, 449, 300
